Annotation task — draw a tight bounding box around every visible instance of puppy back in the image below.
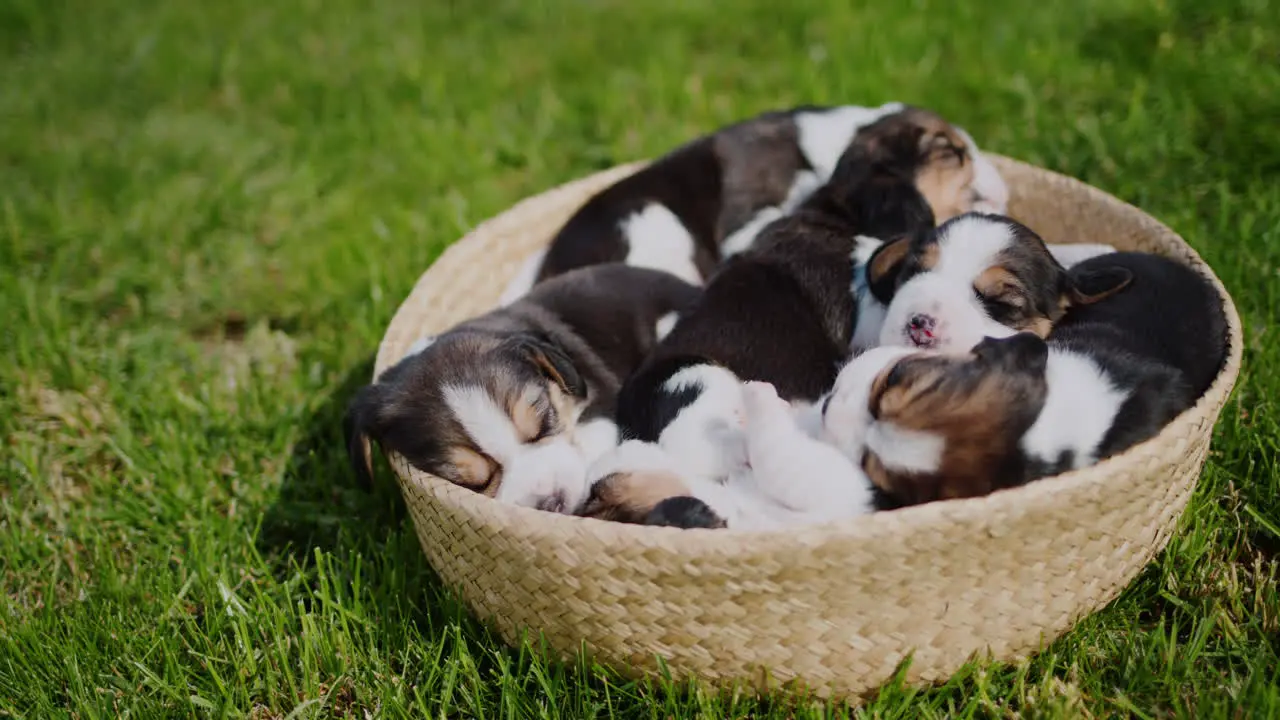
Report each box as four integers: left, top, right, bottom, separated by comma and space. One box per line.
1051, 251, 1227, 398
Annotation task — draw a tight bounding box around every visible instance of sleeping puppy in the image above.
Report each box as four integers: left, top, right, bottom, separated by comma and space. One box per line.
345, 264, 700, 513
499, 102, 1010, 302
579, 381, 878, 530
826, 251, 1227, 505
615, 105, 945, 454
871, 212, 1126, 353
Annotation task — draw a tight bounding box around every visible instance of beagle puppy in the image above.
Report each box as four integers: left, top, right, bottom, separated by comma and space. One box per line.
826, 251, 1226, 505
615, 104, 945, 457
579, 381, 878, 530
499, 102, 1010, 301
345, 264, 700, 513
869, 212, 1128, 353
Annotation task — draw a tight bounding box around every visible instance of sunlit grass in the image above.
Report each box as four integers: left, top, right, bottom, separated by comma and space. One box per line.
1, 0, 1278, 716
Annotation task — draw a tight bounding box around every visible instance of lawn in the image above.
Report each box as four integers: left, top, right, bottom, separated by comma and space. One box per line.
1, 0, 1278, 716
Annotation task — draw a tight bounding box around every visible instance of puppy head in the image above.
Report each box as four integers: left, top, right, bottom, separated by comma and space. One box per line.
952, 126, 1009, 215
820, 345, 924, 459
873, 213, 1132, 351
846, 106, 1007, 223
859, 333, 1051, 504
343, 330, 591, 510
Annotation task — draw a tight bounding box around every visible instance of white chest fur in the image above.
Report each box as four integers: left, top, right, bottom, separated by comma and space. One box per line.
1019, 350, 1129, 470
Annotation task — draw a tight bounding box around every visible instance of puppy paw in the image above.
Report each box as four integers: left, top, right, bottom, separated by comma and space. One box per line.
741, 381, 788, 417
578, 449, 694, 524
705, 421, 750, 474
643, 496, 727, 529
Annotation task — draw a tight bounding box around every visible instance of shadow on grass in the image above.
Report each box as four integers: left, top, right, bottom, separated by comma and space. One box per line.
252, 355, 536, 685
255, 356, 411, 568
246, 355, 782, 711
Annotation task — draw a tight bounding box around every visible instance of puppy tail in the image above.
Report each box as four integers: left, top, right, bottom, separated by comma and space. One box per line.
343, 384, 383, 490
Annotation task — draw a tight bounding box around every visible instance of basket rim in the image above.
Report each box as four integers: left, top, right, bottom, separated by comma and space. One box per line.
372, 153, 1244, 556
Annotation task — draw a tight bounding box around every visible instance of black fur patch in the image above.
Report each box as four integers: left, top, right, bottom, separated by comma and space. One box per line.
1050, 251, 1228, 401
343, 264, 702, 491
644, 496, 727, 529
535, 107, 827, 283
615, 355, 719, 443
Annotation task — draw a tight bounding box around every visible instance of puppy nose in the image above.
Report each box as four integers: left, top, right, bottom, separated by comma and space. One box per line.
536, 491, 567, 514
907, 314, 938, 348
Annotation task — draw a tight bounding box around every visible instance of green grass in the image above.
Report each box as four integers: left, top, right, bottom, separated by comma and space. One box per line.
2, 0, 1278, 716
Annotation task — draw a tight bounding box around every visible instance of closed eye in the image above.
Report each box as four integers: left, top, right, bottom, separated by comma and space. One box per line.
928, 136, 967, 166
531, 411, 558, 442
444, 451, 501, 491
974, 287, 1027, 318
479, 465, 501, 492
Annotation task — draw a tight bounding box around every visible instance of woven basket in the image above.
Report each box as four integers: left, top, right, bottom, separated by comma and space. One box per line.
372, 156, 1243, 700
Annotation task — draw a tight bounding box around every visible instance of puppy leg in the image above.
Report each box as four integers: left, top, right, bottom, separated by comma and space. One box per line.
578, 440, 695, 523
657, 369, 748, 482
789, 397, 828, 439
572, 416, 620, 466
582, 440, 769, 529
1046, 243, 1116, 268
740, 382, 876, 518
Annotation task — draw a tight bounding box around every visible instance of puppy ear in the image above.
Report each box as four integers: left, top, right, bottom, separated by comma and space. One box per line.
518, 335, 587, 398
343, 384, 384, 490
972, 333, 1049, 374
867, 359, 909, 418
865, 235, 913, 302
1064, 264, 1133, 307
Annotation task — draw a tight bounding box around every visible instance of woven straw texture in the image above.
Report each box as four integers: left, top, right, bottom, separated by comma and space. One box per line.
372, 156, 1243, 700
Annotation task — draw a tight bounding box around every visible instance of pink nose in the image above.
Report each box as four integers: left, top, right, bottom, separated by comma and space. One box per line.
907, 314, 937, 347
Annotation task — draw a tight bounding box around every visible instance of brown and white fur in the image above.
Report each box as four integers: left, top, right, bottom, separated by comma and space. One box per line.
822, 252, 1225, 504
612, 127, 1108, 463
615, 106, 952, 427
344, 264, 700, 513
871, 213, 1124, 353
579, 381, 878, 530
499, 103, 1010, 303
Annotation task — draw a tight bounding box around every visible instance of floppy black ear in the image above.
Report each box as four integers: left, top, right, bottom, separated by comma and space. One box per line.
343, 384, 385, 490
518, 334, 587, 398
1065, 264, 1133, 307
865, 235, 913, 303
972, 333, 1049, 374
